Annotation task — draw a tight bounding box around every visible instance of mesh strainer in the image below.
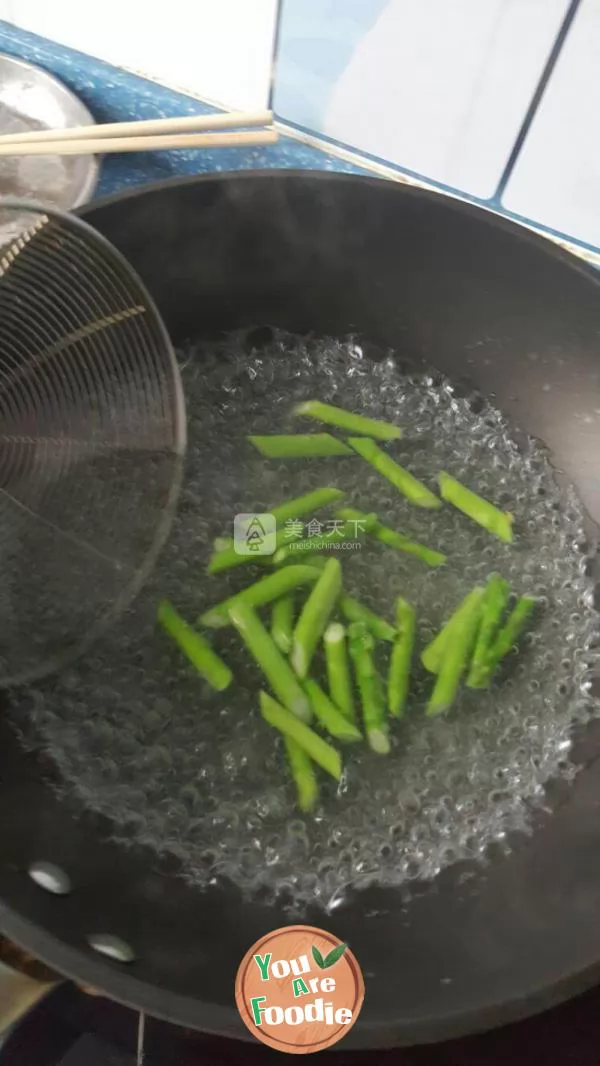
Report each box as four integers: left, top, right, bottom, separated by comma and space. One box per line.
0, 199, 185, 686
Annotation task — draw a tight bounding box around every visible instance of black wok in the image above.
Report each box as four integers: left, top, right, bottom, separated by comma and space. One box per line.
1, 172, 600, 1048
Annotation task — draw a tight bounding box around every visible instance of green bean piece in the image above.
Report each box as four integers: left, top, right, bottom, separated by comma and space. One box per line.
157, 600, 232, 691
387, 598, 416, 717
304, 678, 362, 742
291, 558, 342, 678
273, 514, 376, 565
421, 587, 486, 674
427, 589, 485, 716
271, 594, 295, 653
347, 438, 441, 509
213, 536, 233, 553
324, 622, 355, 723
477, 595, 537, 683
348, 622, 390, 754
209, 488, 345, 574
208, 528, 287, 575
284, 737, 319, 812
260, 691, 342, 780
271, 487, 345, 525
466, 574, 511, 688
248, 433, 353, 458
199, 566, 319, 628
340, 595, 396, 642
438, 471, 514, 543
229, 601, 311, 722
336, 507, 446, 566
293, 399, 402, 441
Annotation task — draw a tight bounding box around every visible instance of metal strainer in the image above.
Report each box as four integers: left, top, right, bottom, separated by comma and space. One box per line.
0, 199, 185, 686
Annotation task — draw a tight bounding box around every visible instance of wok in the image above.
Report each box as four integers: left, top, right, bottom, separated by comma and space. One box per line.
1, 171, 600, 1048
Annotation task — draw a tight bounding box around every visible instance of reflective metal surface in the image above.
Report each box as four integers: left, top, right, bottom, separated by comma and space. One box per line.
0, 53, 98, 209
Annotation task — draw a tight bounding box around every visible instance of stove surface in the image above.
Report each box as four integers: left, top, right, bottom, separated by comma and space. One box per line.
4, 981, 600, 1065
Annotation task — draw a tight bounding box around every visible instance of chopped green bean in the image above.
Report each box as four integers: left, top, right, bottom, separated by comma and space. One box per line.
340, 595, 396, 642
157, 600, 232, 691
348, 622, 390, 754
427, 589, 485, 716
229, 601, 311, 721
438, 471, 514, 543
273, 514, 376, 565
477, 595, 537, 683
291, 557, 342, 678
347, 438, 441, 509
336, 507, 446, 566
284, 737, 319, 812
387, 598, 416, 717
271, 594, 295, 653
294, 399, 401, 441
260, 691, 341, 780
324, 622, 355, 723
421, 587, 486, 674
209, 488, 345, 574
208, 528, 287, 575
199, 566, 318, 628
213, 536, 233, 553
466, 574, 511, 688
271, 487, 345, 525
304, 679, 362, 742
248, 433, 353, 458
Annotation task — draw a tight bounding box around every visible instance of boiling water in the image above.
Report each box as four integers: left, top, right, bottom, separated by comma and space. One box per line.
12, 332, 600, 911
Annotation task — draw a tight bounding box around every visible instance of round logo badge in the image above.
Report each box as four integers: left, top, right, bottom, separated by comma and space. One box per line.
235, 924, 364, 1054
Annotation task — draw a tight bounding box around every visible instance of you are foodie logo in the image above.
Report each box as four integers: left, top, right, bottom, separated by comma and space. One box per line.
235, 924, 364, 1053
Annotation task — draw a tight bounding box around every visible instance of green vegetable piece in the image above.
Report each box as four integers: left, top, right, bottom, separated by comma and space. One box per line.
271, 487, 345, 525
348, 622, 390, 754
466, 574, 511, 688
387, 598, 416, 717
291, 558, 342, 678
312, 945, 326, 969
438, 471, 514, 543
304, 678, 362, 742
213, 536, 233, 553
427, 589, 485, 716
322, 943, 348, 968
284, 738, 318, 812
336, 507, 446, 567
157, 600, 232, 691
259, 691, 342, 780
229, 602, 311, 721
248, 433, 353, 458
271, 594, 295, 653
199, 566, 318, 629
208, 488, 345, 575
340, 595, 396, 642
294, 399, 401, 441
478, 595, 537, 683
208, 528, 287, 575
324, 622, 355, 723
347, 438, 441, 509
421, 587, 486, 674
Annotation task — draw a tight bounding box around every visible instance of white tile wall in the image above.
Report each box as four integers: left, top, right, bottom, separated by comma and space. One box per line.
3, 0, 278, 111
276, 0, 570, 199
503, 0, 600, 249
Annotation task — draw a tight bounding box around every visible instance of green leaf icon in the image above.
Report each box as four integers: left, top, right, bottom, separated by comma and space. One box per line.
311, 945, 326, 969
323, 943, 348, 968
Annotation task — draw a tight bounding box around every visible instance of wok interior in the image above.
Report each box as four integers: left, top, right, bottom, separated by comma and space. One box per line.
2, 173, 600, 1047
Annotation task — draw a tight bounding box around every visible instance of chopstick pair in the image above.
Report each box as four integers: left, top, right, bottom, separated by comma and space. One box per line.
0, 108, 278, 156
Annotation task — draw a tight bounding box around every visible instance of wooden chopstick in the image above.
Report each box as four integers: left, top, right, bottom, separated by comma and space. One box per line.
0, 108, 274, 146
0, 128, 278, 156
